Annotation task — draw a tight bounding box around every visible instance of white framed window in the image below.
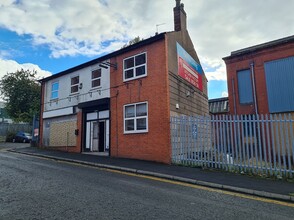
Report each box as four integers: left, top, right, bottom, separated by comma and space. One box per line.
51, 81, 59, 99
71, 76, 79, 93
123, 52, 147, 81
124, 102, 148, 133
91, 69, 101, 88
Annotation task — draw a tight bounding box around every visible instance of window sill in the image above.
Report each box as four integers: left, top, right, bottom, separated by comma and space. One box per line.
123, 75, 147, 83
89, 87, 102, 91
124, 130, 148, 135
69, 92, 79, 96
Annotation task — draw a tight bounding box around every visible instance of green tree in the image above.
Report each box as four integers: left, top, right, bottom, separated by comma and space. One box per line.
0, 69, 41, 123
122, 36, 144, 48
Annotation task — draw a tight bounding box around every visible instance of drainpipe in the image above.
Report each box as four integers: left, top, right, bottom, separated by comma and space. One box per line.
38, 82, 43, 147
231, 78, 237, 115
116, 90, 119, 157
250, 62, 258, 115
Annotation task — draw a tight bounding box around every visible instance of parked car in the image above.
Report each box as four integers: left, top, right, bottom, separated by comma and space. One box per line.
13, 131, 32, 143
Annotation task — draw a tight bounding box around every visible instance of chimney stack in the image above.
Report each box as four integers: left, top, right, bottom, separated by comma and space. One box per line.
174, 0, 187, 32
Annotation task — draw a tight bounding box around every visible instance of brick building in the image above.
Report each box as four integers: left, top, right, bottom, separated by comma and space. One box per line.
39, 0, 208, 163
223, 35, 294, 115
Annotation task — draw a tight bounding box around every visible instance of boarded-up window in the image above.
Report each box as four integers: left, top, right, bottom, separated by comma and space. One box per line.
265, 56, 294, 113
237, 69, 253, 104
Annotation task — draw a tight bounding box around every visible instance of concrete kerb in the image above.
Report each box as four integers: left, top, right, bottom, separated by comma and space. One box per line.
8, 149, 293, 203
137, 170, 176, 181
8, 149, 138, 173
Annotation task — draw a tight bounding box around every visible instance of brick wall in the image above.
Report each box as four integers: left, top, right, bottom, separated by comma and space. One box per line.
110, 38, 171, 163
225, 41, 294, 115
76, 111, 83, 152
167, 31, 209, 116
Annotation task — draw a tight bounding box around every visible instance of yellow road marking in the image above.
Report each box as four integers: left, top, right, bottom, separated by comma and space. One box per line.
9, 151, 294, 208
100, 168, 294, 208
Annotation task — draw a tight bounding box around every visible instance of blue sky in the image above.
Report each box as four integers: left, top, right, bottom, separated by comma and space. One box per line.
0, 28, 84, 72
0, 0, 293, 99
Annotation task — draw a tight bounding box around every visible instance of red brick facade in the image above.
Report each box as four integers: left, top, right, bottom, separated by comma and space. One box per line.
110, 38, 171, 163
224, 38, 294, 115
75, 111, 83, 153
38, 0, 208, 163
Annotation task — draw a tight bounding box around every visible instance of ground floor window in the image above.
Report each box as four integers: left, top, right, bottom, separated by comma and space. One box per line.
42, 115, 77, 147
124, 102, 148, 133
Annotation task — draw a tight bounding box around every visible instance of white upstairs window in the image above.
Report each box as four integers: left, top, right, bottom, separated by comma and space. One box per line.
123, 52, 147, 81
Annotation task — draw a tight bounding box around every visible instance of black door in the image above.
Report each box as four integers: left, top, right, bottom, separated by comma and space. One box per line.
98, 121, 105, 152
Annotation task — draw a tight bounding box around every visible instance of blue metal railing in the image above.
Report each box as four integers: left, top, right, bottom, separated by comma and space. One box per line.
171, 114, 294, 179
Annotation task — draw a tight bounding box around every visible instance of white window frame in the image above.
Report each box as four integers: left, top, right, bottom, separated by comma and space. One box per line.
91, 68, 102, 88
124, 102, 148, 134
70, 75, 79, 94
123, 52, 147, 82
51, 81, 59, 100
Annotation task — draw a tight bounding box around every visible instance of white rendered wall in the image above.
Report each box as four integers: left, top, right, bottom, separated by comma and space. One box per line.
43, 61, 110, 113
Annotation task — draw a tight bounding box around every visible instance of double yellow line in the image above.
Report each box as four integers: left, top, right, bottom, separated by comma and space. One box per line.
102, 168, 294, 208
10, 151, 294, 208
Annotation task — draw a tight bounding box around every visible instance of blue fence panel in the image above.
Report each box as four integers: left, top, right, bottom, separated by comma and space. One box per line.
170, 113, 294, 179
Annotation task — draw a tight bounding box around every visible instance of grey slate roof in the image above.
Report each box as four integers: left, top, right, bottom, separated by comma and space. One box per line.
209, 97, 229, 114
223, 35, 294, 60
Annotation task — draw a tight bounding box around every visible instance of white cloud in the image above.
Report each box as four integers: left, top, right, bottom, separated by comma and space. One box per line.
1, 0, 293, 61
201, 57, 223, 70
0, 59, 52, 79
0, 0, 293, 93
0, 0, 132, 58
202, 58, 227, 81
0, 0, 178, 58
0, 50, 11, 59
187, 0, 294, 61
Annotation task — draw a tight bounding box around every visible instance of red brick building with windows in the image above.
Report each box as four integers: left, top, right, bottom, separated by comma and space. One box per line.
223, 35, 294, 116
39, 0, 208, 164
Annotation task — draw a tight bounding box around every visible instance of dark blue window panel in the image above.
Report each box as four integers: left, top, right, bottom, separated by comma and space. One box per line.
265, 56, 294, 113
237, 69, 253, 104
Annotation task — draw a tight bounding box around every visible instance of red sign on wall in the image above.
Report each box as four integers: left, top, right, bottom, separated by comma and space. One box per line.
178, 57, 203, 91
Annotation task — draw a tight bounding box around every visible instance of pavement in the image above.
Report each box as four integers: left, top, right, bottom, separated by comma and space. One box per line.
5, 145, 294, 202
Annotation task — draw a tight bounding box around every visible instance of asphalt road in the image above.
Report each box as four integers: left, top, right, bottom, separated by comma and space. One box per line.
0, 149, 293, 220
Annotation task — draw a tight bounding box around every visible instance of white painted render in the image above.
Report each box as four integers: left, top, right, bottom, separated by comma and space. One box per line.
43, 107, 74, 119
43, 61, 110, 113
